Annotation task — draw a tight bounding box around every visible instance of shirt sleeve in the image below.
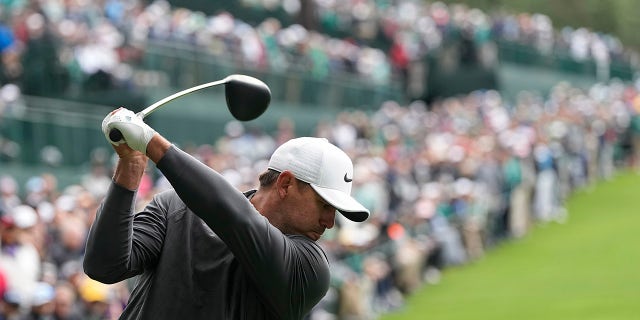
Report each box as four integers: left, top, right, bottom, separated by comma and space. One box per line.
156, 145, 330, 319
83, 182, 168, 284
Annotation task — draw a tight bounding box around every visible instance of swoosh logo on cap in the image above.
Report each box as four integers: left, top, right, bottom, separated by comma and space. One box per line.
344, 173, 353, 183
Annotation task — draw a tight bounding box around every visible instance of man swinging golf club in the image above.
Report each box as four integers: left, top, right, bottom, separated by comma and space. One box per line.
83, 103, 370, 319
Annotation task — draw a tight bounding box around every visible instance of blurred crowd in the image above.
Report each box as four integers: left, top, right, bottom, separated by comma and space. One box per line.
2, 1, 640, 319
0, 0, 638, 100
2, 79, 640, 319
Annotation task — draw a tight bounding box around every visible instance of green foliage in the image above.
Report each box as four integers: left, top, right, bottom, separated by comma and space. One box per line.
381, 172, 640, 320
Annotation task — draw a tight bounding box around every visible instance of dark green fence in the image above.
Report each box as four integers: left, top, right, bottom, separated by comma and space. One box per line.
0, 96, 109, 166
497, 40, 636, 80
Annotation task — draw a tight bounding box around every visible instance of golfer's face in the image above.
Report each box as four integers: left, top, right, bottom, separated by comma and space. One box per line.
282, 180, 336, 241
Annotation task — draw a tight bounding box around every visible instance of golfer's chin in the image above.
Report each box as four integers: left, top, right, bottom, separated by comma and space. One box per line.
307, 231, 323, 241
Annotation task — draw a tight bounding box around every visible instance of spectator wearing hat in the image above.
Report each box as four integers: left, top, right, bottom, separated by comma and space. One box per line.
0, 205, 40, 308
77, 276, 120, 320
23, 281, 55, 320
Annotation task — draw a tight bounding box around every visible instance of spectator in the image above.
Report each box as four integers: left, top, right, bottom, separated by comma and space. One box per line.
0, 175, 21, 214
19, 11, 69, 97
76, 277, 119, 320
0, 205, 41, 309
23, 282, 55, 320
46, 214, 86, 270
52, 281, 84, 320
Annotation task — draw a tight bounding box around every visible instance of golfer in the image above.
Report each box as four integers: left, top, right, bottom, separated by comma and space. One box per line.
83, 108, 370, 319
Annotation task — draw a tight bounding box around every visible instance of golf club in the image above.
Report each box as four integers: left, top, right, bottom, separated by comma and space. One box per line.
108, 74, 271, 143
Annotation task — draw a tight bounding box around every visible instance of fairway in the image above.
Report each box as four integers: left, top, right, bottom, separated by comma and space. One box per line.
381, 172, 640, 320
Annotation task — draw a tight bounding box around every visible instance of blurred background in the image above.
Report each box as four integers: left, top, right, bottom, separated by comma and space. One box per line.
0, 0, 639, 319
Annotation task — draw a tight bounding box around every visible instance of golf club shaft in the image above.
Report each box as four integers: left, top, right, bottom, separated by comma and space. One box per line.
138, 78, 228, 118
108, 78, 229, 142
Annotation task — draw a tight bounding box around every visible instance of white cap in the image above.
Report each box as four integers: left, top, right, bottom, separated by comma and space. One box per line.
31, 282, 55, 306
11, 205, 38, 229
268, 137, 370, 222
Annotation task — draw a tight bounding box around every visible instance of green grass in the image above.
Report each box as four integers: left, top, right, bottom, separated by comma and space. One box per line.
381, 172, 640, 320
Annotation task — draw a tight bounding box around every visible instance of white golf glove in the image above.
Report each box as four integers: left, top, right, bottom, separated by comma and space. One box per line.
102, 108, 156, 153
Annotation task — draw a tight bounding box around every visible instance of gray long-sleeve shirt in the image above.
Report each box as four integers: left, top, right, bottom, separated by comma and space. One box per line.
83, 145, 330, 319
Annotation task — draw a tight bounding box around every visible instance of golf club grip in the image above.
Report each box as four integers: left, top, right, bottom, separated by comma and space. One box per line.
109, 128, 123, 143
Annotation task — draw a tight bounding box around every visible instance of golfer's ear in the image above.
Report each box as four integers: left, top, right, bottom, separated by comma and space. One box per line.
275, 171, 295, 198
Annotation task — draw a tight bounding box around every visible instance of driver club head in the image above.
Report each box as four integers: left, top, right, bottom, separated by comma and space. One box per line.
107, 74, 271, 143
224, 74, 271, 121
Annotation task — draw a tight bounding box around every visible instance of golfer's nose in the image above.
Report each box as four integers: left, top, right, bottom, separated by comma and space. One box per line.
321, 208, 336, 229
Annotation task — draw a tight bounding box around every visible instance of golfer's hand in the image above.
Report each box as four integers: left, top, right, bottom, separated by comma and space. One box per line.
102, 108, 156, 154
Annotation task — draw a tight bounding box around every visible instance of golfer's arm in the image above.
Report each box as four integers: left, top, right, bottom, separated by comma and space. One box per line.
154, 142, 258, 229
84, 142, 168, 283
84, 183, 169, 284
83, 182, 140, 283
149, 135, 263, 240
